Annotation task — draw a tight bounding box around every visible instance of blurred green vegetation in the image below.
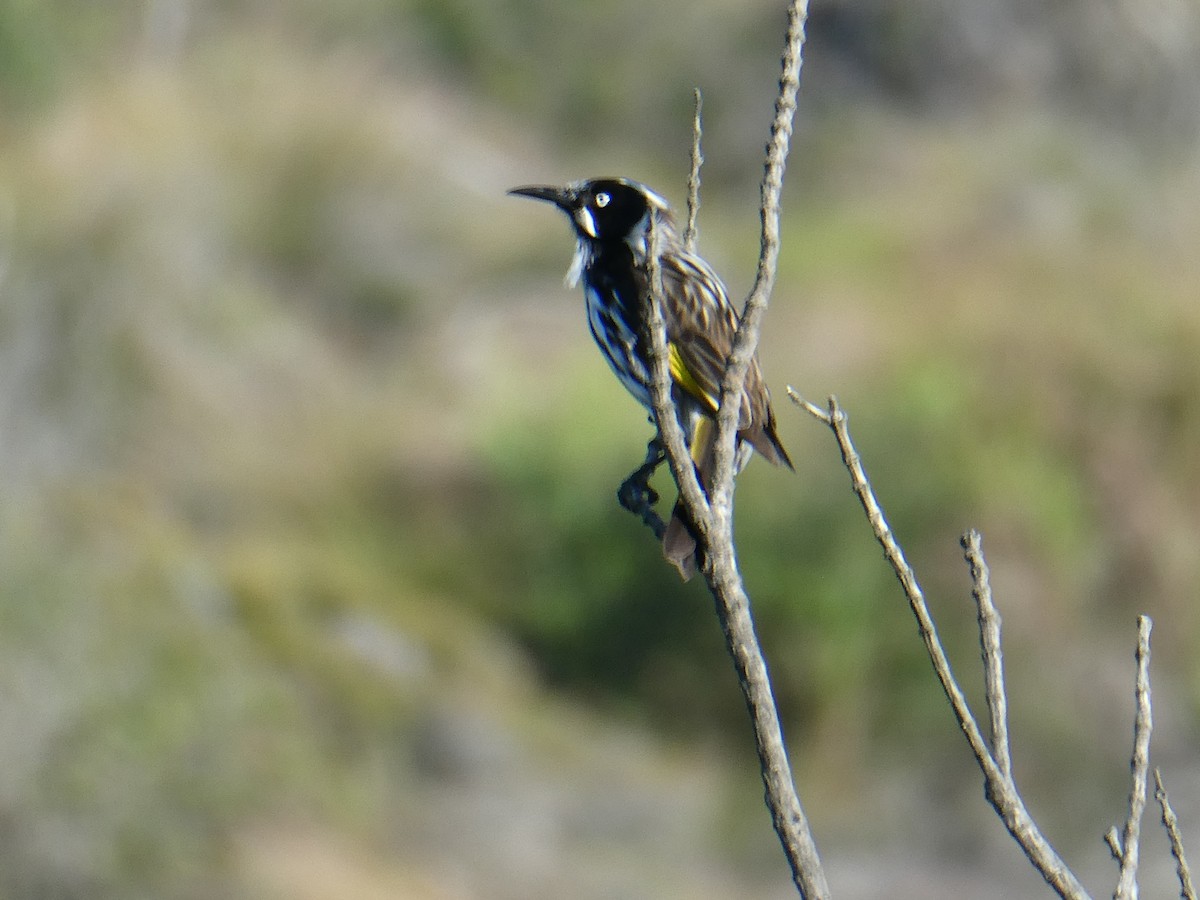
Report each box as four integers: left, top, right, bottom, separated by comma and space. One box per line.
1, 1, 1199, 897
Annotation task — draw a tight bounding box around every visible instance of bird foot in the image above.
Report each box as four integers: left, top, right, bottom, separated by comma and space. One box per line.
617, 438, 667, 539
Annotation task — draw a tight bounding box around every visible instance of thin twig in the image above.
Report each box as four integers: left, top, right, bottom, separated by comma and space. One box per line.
1155, 768, 1197, 900
1115, 615, 1154, 900
786, 386, 832, 425
804, 396, 995, 773
623, 88, 703, 546
684, 88, 703, 252
790, 390, 1090, 899
962, 529, 1012, 779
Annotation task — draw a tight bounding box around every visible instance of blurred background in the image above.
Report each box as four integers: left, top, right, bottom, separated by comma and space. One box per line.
2, 0, 1200, 897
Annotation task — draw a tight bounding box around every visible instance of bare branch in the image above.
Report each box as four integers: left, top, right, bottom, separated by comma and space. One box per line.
797, 397, 991, 760
642, 1, 829, 894
786, 386, 832, 425
1114, 615, 1154, 899
711, 576, 831, 899
684, 88, 703, 252
709, 0, 808, 515
792, 391, 1091, 899
644, 201, 828, 900
643, 217, 711, 546
624, 90, 701, 544
962, 529, 1012, 779
1154, 768, 1197, 900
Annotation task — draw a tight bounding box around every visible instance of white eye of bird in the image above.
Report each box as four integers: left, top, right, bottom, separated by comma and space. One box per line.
594, 191, 610, 208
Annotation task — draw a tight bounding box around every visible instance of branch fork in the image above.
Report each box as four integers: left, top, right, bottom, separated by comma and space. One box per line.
628, 2, 828, 896
791, 390, 1194, 900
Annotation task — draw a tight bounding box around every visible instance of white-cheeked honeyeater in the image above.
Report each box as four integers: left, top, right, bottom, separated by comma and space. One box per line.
509, 177, 791, 580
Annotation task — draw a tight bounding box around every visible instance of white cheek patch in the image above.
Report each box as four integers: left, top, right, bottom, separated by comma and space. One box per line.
574, 207, 597, 238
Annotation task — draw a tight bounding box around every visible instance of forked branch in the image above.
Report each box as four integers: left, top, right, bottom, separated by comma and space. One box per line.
622, 0, 1194, 895
790, 388, 1200, 898
603, 0, 1194, 894
790, 390, 1091, 899
640, 0, 827, 895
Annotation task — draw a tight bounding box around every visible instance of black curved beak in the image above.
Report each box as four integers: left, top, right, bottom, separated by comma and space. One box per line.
508, 184, 573, 209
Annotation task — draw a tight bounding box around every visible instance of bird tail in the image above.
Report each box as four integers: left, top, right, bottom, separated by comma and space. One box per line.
747, 407, 793, 471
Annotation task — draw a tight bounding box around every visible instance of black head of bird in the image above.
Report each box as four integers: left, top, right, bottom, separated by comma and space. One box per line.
508, 177, 670, 244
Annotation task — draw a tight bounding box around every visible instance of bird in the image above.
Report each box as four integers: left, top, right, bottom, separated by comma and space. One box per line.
509, 176, 791, 580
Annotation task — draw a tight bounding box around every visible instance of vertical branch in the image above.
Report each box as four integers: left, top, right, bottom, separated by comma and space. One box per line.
646, 5, 827, 892
1114, 615, 1154, 900
963, 530, 1012, 779
645, 216, 827, 900
709, 0, 808, 515
1154, 768, 1197, 900
710, 574, 831, 899
684, 88, 703, 253
643, 218, 712, 543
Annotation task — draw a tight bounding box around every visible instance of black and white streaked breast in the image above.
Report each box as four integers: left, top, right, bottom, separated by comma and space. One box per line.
578, 239, 653, 409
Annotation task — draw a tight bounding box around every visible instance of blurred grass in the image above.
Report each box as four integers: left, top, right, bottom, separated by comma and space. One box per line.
0, 1, 1199, 897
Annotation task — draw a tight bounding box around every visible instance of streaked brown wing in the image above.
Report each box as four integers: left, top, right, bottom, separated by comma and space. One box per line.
658, 251, 758, 431
652, 247, 792, 469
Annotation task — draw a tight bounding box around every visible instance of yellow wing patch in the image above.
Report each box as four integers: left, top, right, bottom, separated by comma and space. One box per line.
668, 342, 717, 415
